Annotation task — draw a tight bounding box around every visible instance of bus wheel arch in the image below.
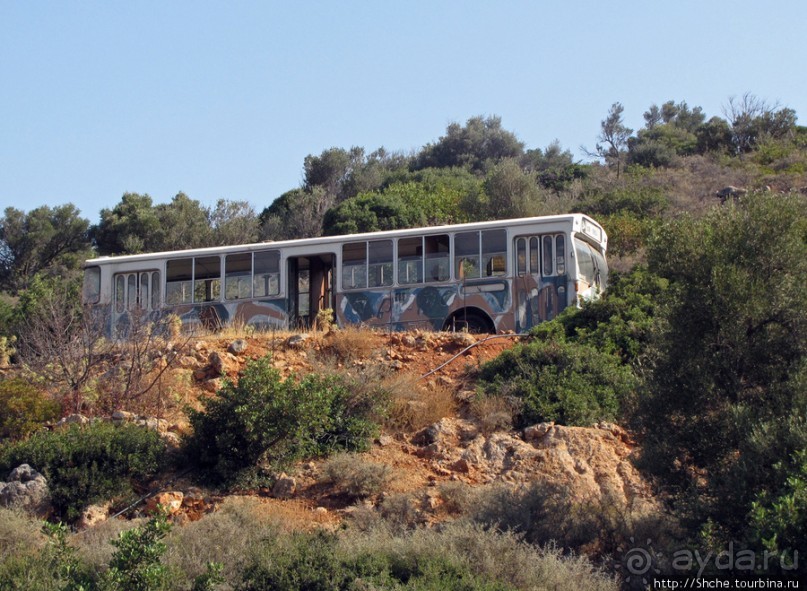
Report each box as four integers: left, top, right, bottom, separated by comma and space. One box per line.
443, 308, 495, 334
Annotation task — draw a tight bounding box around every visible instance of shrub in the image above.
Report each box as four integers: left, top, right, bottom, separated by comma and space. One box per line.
241, 526, 543, 591
0, 422, 166, 522
0, 378, 60, 441
183, 356, 383, 484
319, 453, 393, 500
103, 510, 172, 591
637, 193, 807, 555
548, 266, 668, 365
478, 338, 636, 427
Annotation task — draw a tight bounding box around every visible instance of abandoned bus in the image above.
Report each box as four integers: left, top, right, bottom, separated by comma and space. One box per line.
82, 214, 608, 335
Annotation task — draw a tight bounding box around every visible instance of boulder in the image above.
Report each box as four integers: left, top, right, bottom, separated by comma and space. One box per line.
55, 414, 90, 429
228, 339, 248, 355
286, 334, 310, 349
112, 410, 137, 423
146, 491, 184, 515
208, 351, 225, 376
76, 502, 111, 529
271, 473, 297, 499
0, 464, 50, 517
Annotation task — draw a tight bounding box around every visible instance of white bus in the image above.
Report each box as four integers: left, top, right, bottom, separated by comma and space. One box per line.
82, 214, 607, 335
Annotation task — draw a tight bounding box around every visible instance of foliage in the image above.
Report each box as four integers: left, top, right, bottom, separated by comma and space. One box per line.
241, 528, 518, 591
413, 115, 524, 173
481, 158, 544, 219
92, 192, 261, 254
0, 378, 60, 441
478, 336, 636, 427
103, 510, 172, 591
0, 503, 618, 591
581, 185, 669, 218
183, 356, 383, 484
521, 140, 587, 193
589, 102, 633, 177
0, 204, 91, 293
259, 186, 333, 240
322, 191, 426, 236
748, 448, 807, 570
637, 192, 807, 557
546, 266, 668, 364
0, 422, 167, 522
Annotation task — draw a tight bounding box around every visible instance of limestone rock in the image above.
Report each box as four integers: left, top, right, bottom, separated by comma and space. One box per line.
77, 502, 111, 529
146, 491, 184, 515
0, 464, 50, 517
55, 414, 90, 429
271, 473, 297, 499
112, 410, 137, 423
286, 334, 310, 349
208, 351, 225, 376
228, 339, 248, 355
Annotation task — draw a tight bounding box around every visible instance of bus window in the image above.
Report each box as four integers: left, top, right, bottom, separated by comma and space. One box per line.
425, 234, 450, 282
254, 250, 280, 297
368, 240, 393, 288
194, 256, 221, 303
115, 275, 126, 312
343, 242, 367, 289
482, 229, 507, 277
139, 273, 150, 308
555, 235, 566, 275
542, 235, 554, 276
150, 271, 161, 309
83, 267, 101, 304
455, 231, 480, 280
529, 237, 539, 274
516, 238, 527, 276
225, 253, 252, 300
398, 237, 422, 285
166, 258, 193, 304
127, 275, 137, 309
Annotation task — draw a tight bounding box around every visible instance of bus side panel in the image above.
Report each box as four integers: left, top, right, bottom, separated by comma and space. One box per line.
159, 298, 289, 332
335, 283, 513, 332
513, 275, 570, 332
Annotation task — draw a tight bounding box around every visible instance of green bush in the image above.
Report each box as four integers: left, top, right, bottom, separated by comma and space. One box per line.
581, 186, 669, 218
478, 338, 636, 427
0, 422, 166, 522
546, 266, 668, 364
242, 528, 517, 591
183, 356, 383, 485
636, 193, 807, 570
0, 378, 61, 441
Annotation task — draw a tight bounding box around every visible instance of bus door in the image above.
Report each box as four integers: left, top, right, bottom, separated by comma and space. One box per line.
513, 234, 568, 331
112, 270, 161, 336
287, 254, 334, 329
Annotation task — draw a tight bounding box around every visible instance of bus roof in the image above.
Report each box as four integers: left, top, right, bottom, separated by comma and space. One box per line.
84, 213, 604, 266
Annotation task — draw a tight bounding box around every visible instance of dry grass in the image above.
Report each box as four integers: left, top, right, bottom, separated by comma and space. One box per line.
383, 375, 457, 432
0, 508, 46, 561
164, 497, 284, 584
319, 325, 380, 362
318, 453, 394, 500
468, 392, 520, 434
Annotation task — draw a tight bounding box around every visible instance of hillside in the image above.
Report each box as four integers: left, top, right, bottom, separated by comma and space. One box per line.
109, 329, 656, 532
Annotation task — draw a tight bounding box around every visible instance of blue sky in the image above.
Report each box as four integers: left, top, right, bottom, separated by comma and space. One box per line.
1, 1, 805, 222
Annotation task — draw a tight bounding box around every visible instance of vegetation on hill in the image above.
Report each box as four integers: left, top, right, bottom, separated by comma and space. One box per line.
0, 93, 805, 585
